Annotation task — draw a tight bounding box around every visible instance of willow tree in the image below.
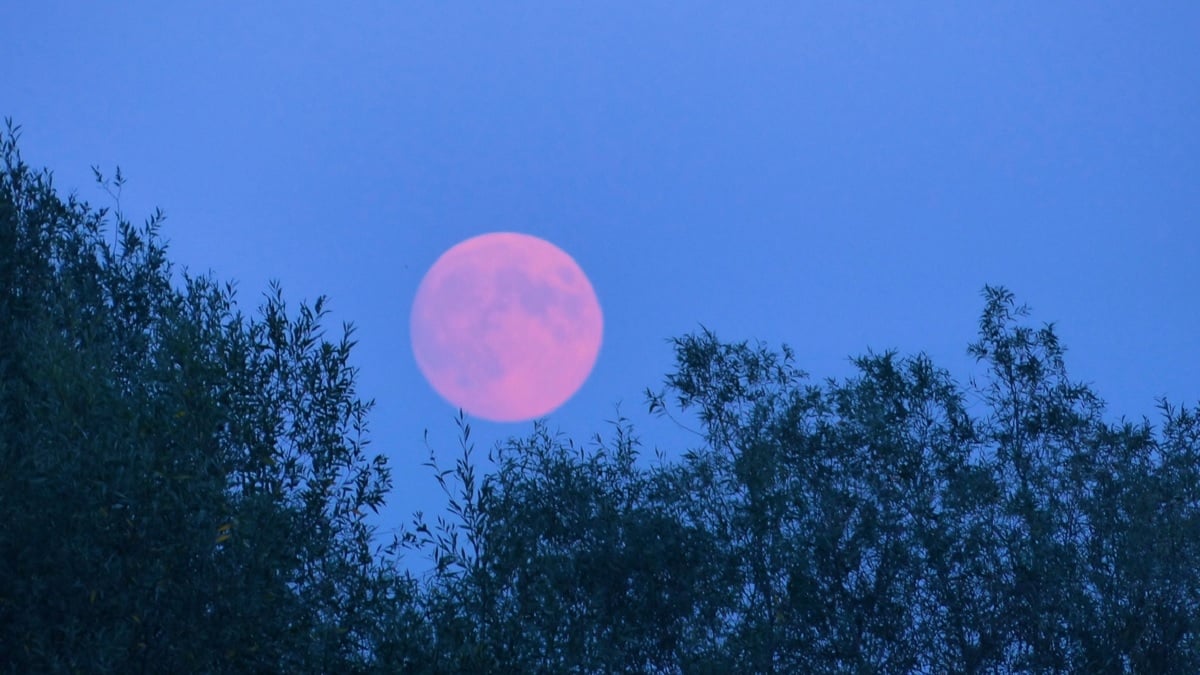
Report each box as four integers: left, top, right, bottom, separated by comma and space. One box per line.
413, 285, 1200, 673
0, 121, 425, 673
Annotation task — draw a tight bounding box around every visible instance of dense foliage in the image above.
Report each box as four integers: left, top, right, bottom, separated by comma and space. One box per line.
414, 299, 1200, 673
0, 122, 425, 672
3, 122, 1198, 672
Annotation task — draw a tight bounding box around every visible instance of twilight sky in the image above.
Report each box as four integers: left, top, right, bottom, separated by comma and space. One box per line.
5, 3, 1198, 558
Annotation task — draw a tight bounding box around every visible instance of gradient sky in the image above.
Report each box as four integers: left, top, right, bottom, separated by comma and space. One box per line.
5, 3, 1198, 560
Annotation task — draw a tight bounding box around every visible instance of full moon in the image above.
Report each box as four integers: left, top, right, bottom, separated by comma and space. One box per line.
410, 232, 604, 422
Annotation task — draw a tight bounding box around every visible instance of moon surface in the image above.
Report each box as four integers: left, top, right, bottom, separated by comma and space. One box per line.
410, 232, 603, 422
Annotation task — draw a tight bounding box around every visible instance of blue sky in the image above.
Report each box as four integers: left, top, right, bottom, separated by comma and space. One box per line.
5, 3, 1198, 560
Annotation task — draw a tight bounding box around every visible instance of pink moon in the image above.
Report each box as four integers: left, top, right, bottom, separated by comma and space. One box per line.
410, 232, 604, 422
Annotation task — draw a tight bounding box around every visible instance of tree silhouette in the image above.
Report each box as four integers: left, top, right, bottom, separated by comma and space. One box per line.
415, 288, 1200, 672
0, 121, 424, 672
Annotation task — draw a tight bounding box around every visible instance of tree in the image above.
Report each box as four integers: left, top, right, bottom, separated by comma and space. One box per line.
413, 288, 1200, 673
0, 121, 423, 673
406, 412, 738, 672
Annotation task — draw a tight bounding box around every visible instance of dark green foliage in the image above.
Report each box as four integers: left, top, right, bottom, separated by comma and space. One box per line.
412, 289, 1200, 672
408, 413, 740, 672
0, 122, 422, 672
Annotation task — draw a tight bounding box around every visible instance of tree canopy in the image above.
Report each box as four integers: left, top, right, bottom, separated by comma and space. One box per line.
0, 122, 425, 672
3, 121, 1197, 673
